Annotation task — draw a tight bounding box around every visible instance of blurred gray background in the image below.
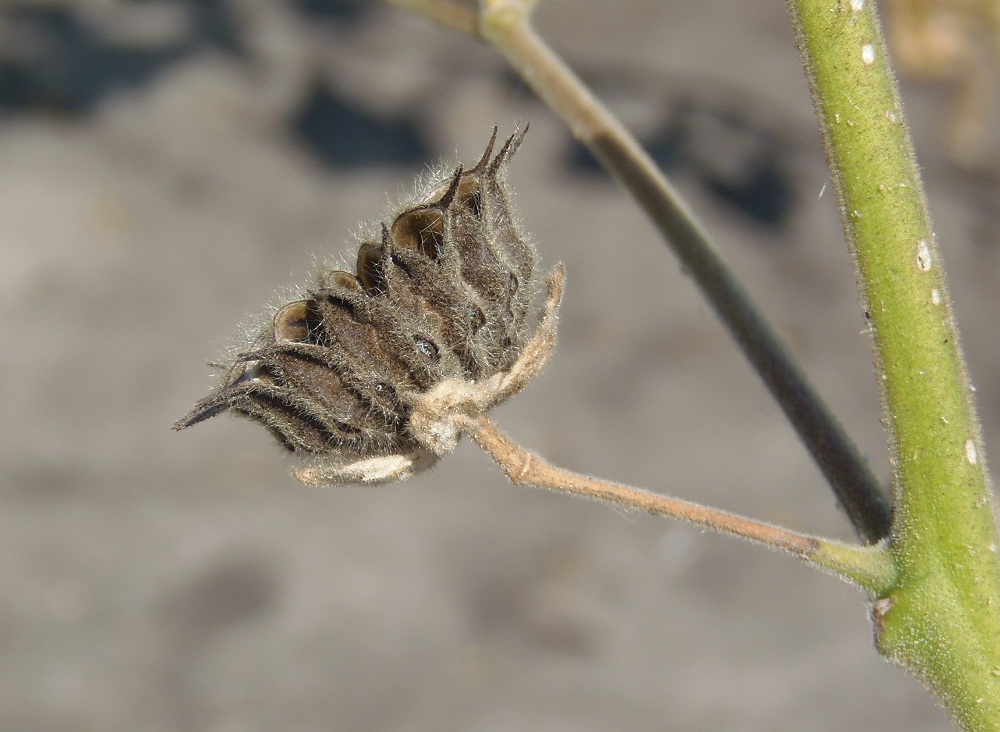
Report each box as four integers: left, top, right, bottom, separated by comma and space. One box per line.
2, 1, 999, 730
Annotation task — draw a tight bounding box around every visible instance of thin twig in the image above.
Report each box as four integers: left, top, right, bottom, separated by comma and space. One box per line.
389, 0, 893, 543
468, 413, 816, 553
461, 413, 896, 592
386, 0, 479, 35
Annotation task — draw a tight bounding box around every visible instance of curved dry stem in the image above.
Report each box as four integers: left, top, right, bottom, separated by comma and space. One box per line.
389, 0, 892, 543
461, 413, 896, 593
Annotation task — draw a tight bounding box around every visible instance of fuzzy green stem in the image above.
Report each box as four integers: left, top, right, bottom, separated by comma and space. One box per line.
790, 1, 1000, 729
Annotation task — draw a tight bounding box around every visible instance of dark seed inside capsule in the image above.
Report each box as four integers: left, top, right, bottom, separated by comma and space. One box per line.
413, 336, 439, 364
391, 209, 444, 259
322, 270, 364, 293
469, 305, 486, 334
455, 177, 482, 218
356, 243, 386, 295
274, 301, 313, 343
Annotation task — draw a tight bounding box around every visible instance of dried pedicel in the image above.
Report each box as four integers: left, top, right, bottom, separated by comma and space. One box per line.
175, 127, 565, 484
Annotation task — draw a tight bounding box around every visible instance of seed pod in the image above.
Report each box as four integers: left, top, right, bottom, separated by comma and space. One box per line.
174, 127, 544, 483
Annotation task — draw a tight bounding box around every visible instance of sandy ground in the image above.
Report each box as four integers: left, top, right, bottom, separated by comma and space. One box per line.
2, 2, 999, 730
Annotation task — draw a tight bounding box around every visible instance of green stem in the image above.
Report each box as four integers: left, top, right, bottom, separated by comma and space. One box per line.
789, 1, 1000, 729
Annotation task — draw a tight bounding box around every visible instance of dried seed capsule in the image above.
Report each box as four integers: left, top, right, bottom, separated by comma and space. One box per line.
174, 126, 547, 483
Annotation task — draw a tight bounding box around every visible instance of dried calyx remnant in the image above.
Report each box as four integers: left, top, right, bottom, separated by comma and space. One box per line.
175, 127, 564, 485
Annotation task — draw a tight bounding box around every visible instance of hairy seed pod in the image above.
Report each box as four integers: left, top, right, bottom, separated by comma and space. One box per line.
174, 127, 546, 483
